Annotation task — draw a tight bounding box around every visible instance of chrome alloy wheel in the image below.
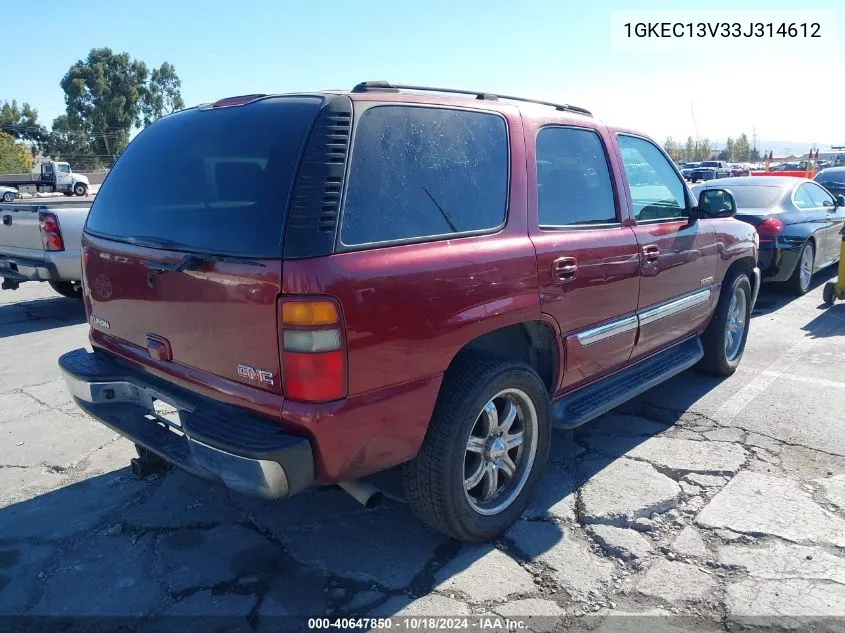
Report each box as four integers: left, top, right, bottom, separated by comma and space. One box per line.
725, 285, 748, 361
463, 388, 538, 516
799, 244, 814, 291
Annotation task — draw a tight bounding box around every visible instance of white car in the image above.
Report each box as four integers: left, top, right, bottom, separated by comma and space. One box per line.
1, 186, 17, 203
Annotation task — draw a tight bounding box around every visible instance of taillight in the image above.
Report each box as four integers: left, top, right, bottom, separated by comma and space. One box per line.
279, 299, 346, 402
756, 217, 783, 243
38, 211, 64, 251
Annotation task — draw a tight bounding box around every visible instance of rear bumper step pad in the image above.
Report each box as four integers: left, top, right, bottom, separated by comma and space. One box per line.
58, 348, 314, 498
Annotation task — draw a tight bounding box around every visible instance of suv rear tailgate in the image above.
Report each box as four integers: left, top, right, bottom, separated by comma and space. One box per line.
81, 95, 326, 398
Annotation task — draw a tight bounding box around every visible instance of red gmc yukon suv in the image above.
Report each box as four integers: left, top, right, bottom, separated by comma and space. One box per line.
60, 82, 759, 541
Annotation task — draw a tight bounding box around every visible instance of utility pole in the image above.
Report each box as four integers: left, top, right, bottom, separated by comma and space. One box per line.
752, 126, 757, 154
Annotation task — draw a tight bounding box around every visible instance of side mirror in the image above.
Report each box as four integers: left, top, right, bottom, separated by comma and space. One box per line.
698, 188, 737, 218
836, 194, 845, 207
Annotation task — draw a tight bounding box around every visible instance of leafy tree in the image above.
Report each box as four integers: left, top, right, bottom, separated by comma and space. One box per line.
685, 136, 695, 161
663, 137, 683, 162
0, 101, 48, 145
58, 48, 184, 163
142, 62, 185, 126
734, 133, 751, 162
0, 131, 34, 173
42, 115, 102, 171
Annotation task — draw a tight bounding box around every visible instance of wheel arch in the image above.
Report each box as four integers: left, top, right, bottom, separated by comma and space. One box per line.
723, 255, 758, 295
444, 320, 562, 397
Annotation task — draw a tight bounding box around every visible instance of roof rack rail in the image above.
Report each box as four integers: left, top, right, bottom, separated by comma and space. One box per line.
350, 81, 592, 117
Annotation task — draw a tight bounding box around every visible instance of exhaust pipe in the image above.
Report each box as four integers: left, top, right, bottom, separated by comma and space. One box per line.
338, 480, 383, 509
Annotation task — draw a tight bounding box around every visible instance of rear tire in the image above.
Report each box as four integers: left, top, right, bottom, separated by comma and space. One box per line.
48, 281, 83, 299
785, 241, 814, 296
73, 183, 87, 196
698, 272, 752, 377
402, 355, 551, 542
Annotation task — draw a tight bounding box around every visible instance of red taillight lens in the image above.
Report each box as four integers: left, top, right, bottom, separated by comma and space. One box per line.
38, 211, 64, 251
756, 217, 783, 242
283, 351, 345, 402
279, 298, 347, 403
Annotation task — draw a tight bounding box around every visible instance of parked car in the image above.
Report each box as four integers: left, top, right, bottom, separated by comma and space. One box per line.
1, 186, 18, 203
0, 198, 91, 297
815, 166, 845, 198
692, 176, 845, 295
690, 161, 730, 182
681, 162, 699, 180
59, 82, 759, 542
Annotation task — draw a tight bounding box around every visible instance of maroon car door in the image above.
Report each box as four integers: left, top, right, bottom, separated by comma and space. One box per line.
527, 121, 641, 394
614, 133, 718, 361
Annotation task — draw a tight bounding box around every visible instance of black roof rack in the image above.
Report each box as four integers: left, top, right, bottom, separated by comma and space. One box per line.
351, 81, 592, 117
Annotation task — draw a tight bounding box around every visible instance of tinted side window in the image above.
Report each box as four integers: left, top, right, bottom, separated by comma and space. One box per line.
618, 135, 687, 222
536, 127, 617, 227
805, 182, 835, 207
341, 106, 508, 246
793, 184, 817, 210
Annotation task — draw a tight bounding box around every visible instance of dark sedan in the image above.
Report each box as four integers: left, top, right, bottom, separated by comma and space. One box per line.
815, 166, 845, 199
692, 177, 845, 295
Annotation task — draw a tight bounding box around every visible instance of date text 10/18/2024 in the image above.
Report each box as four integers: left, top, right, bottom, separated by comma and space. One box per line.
308, 617, 529, 630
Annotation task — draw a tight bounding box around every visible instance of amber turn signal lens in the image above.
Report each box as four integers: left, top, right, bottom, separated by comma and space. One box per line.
281, 301, 339, 326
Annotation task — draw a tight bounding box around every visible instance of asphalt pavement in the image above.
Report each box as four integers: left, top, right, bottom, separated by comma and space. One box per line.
1, 272, 845, 632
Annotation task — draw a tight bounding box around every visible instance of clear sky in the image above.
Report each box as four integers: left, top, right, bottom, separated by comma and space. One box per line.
2, 0, 842, 149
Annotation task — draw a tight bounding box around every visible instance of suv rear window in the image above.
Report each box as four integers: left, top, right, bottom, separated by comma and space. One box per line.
86, 96, 323, 257
340, 105, 508, 247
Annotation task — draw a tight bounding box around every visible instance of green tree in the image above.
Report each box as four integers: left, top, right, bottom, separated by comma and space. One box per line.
692, 139, 711, 161
59, 48, 184, 163
0, 131, 34, 173
42, 115, 102, 171
685, 136, 695, 161
0, 101, 47, 145
664, 137, 683, 162
142, 62, 185, 126
734, 133, 751, 162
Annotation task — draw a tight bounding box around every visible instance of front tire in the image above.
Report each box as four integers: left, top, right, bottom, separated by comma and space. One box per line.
2, 191, 15, 202
698, 272, 752, 377
73, 183, 87, 196
48, 281, 83, 299
403, 355, 551, 542
785, 241, 815, 296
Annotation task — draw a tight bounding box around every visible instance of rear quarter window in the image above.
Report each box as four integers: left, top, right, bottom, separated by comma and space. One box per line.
340, 105, 509, 247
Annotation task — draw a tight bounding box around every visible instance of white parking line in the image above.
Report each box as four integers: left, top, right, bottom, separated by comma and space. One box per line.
716, 315, 842, 423
759, 370, 845, 390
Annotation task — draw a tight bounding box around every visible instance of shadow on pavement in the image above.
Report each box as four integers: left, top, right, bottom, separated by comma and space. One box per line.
802, 303, 845, 338
0, 404, 689, 631
0, 296, 85, 339
751, 266, 837, 318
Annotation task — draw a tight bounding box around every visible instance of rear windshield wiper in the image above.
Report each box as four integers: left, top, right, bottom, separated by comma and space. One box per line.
123, 236, 266, 274
146, 252, 266, 275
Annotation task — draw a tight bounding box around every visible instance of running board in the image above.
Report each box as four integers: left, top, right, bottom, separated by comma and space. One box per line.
551, 337, 704, 429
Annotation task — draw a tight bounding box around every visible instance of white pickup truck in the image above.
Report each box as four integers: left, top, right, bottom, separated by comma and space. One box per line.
0, 198, 91, 298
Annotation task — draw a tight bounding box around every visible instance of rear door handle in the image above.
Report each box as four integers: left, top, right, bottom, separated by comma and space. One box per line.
551, 256, 577, 283
641, 245, 660, 264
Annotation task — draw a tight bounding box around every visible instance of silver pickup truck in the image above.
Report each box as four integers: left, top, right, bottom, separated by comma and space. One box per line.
0, 198, 91, 298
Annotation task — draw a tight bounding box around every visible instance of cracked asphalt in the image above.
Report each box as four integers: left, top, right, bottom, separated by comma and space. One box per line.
2, 274, 845, 632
